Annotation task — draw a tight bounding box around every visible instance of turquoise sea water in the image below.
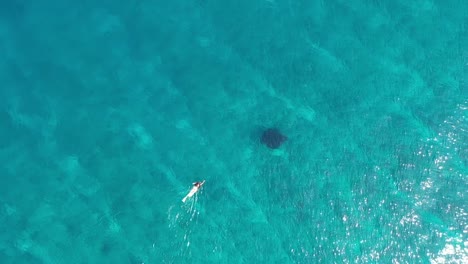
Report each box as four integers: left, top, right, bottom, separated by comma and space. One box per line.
0, 0, 467, 263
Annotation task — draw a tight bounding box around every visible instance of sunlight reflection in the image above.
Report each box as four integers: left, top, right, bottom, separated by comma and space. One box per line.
431, 236, 468, 264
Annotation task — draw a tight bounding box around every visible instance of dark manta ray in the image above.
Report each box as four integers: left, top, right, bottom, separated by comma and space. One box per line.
261, 128, 287, 149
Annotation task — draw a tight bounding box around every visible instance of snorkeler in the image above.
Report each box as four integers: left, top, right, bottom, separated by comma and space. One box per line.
182, 180, 205, 203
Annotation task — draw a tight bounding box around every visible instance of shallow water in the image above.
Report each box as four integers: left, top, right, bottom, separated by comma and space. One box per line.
0, 0, 467, 263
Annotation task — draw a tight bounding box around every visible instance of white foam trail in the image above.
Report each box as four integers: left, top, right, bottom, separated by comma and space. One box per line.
165, 190, 203, 260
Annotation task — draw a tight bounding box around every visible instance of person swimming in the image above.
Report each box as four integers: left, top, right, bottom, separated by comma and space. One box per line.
182, 180, 205, 203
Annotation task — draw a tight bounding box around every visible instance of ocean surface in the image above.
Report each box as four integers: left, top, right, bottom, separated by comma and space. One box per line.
0, 0, 467, 263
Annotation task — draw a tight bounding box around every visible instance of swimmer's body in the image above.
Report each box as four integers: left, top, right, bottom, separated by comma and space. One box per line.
182, 180, 205, 203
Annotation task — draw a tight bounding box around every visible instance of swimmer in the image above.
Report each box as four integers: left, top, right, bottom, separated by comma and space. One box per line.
182, 180, 205, 203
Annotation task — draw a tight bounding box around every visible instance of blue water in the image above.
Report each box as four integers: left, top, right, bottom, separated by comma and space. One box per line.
0, 0, 467, 263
